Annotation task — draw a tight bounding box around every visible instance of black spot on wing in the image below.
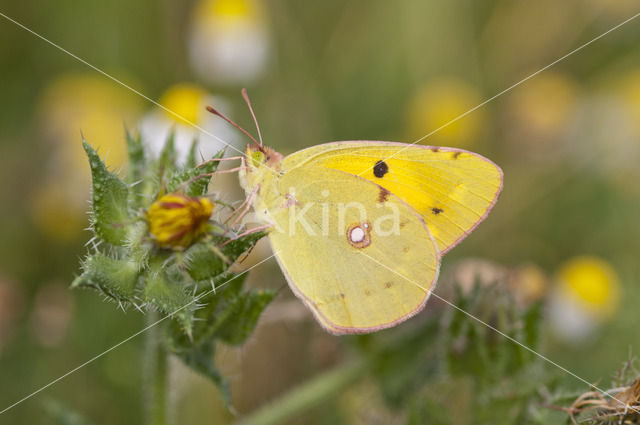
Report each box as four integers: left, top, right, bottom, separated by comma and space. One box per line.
432, 207, 443, 215
373, 160, 388, 178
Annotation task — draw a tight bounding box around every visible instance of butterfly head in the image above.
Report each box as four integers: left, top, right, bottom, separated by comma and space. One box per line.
246, 144, 283, 170
240, 144, 283, 197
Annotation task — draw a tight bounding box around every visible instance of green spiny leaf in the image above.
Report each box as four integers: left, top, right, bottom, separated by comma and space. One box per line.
158, 131, 176, 179
215, 289, 277, 346
135, 132, 177, 204
126, 220, 151, 267
167, 273, 247, 350
184, 231, 266, 281
185, 139, 199, 169
71, 253, 140, 302
125, 128, 145, 185
218, 231, 266, 262
83, 141, 130, 245
183, 243, 226, 282
175, 340, 230, 405
166, 148, 225, 197
145, 261, 196, 337
187, 148, 224, 196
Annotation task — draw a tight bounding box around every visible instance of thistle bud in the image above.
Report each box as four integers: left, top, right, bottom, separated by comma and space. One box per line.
147, 193, 213, 248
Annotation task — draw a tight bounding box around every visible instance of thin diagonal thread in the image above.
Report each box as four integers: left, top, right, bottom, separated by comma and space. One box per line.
358, 250, 639, 414
1, 4, 639, 418
0, 11, 245, 158
356, 9, 640, 178
0, 252, 279, 415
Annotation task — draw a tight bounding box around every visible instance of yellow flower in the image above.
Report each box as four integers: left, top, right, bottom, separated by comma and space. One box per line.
406, 78, 485, 148
188, 0, 270, 85
38, 73, 143, 171
159, 83, 209, 126
147, 194, 214, 248
210, 0, 253, 20
139, 82, 239, 164
32, 73, 143, 241
556, 255, 620, 319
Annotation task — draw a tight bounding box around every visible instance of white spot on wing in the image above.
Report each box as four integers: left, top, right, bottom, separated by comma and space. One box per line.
350, 227, 365, 243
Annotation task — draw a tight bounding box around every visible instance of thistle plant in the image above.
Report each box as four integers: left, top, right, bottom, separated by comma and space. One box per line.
65, 130, 612, 425
72, 131, 275, 424
236, 279, 553, 425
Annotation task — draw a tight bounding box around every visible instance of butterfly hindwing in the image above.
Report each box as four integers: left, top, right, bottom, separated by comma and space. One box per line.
281, 142, 503, 254
267, 166, 439, 334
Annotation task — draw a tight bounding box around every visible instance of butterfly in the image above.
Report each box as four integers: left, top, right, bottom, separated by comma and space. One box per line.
210, 91, 503, 335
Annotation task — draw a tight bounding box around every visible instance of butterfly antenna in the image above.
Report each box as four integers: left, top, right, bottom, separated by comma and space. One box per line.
205, 105, 261, 149
241, 88, 263, 147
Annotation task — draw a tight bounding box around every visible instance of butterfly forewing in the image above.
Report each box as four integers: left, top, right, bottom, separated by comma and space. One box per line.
281, 142, 503, 254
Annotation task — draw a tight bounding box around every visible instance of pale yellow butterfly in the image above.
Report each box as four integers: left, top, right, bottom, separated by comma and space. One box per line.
210, 91, 502, 334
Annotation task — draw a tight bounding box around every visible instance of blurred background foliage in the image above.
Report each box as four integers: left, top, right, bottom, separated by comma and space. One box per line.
1, 0, 640, 424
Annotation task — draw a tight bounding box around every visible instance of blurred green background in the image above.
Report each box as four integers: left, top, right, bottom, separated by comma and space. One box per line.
1, 0, 640, 424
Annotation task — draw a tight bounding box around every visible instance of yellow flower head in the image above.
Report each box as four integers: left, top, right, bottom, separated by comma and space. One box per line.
158, 83, 208, 126
33, 73, 143, 241
147, 193, 214, 248
188, 0, 269, 85
211, 0, 252, 20
199, 0, 258, 23
556, 255, 621, 318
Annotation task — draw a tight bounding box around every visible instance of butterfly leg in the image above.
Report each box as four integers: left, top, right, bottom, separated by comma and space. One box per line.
219, 223, 273, 248
198, 166, 246, 177
197, 156, 244, 167
223, 184, 259, 232
202, 237, 231, 264
174, 156, 247, 192
203, 198, 236, 213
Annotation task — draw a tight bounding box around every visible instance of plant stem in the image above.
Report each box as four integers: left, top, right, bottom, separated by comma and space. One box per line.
234, 358, 371, 425
232, 317, 442, 425
144, 310, 168, 425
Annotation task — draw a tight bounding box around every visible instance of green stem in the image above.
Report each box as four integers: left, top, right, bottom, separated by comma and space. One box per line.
233, 317, 440, 425
234, 358, 370, 425
144, 311, 168, 425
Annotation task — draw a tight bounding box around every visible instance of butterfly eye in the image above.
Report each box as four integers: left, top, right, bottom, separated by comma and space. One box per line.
251, 150, 265, 167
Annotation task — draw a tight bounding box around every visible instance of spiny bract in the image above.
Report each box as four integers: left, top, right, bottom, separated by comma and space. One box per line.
72, 131, 275, 403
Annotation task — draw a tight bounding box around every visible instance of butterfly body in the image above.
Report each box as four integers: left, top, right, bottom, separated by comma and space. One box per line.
239, 141, 502, 334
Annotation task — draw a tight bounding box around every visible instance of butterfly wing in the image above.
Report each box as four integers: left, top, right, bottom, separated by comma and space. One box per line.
281, 142, 503, 254
267, 166, 439, 334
